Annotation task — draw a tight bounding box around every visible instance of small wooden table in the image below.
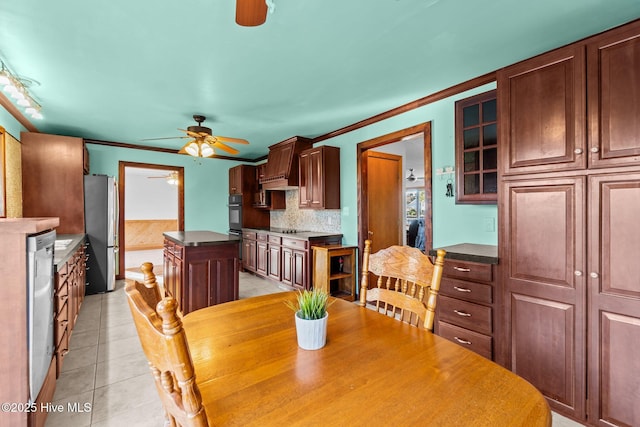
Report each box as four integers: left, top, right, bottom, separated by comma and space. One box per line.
183, 293, 550, 426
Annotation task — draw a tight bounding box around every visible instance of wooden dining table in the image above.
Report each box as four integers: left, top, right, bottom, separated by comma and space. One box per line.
182, 292, 550, 427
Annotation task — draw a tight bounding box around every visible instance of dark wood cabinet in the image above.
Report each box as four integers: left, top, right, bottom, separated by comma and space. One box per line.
501, 177, 586, 419
242, 231, 257, 272
21, 133, 86, 234
163, 232, 239, 315
256, 233, 268, 276
241, 229, 342, 290
498, 45, 586, 176
299, 146, 341, 209
229, 164, 256, 195
587, 21, 640, 169
587, 172, 640, 427
260, 136, 313, 190
435, 258, 497, 361
498, 21, 640, 426
54, 241, 86, 377
455, 90, 498, 203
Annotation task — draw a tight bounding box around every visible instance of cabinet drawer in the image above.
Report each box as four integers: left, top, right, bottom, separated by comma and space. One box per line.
443, 260, 493, 283
55, 283, 69, 313
440, 277, 492, 304
282, 237, 308, 250
438, 295, 492, 335
438, 321, 492, 360
243, 231, 257, 240
55, 306, 69, 348
257, 233, 268, 242
268, 235, 282, 245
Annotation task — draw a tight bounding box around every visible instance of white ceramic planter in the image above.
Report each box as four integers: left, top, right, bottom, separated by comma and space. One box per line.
294, 311, 328, 350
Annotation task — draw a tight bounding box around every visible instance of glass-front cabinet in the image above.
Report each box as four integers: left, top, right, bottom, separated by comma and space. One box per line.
455, 90, 498, 204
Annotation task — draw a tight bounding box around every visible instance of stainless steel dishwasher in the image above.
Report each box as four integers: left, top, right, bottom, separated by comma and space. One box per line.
27, 229, 55, 402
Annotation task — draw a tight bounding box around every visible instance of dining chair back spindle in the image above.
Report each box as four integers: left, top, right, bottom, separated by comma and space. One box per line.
125, 279, 209, 427
359, 240, 446, 331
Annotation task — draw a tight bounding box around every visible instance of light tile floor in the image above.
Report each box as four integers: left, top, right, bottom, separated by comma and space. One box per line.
46, 269, 583, 427
45, 271, 286, 427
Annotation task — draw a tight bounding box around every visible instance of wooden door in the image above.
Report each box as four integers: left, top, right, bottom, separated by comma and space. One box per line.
501, 176, 586, 419
498, 45, 586, 175
362, 150, 403, 255
588, 173, 640, 427
256, 241, 268, 276
281, 247, 293, 286
292, 250, 306, 289
587, 21, 640, 169
268, 244, 281, 281
298, 150, 310, 208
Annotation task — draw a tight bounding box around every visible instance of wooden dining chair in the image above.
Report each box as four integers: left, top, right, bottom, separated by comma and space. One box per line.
359, 240, 446, 331
125, 278, 209, 427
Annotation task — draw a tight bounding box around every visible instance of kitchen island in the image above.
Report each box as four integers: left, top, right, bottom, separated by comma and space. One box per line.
163, 231, 240, 315
242, 228, 342, 290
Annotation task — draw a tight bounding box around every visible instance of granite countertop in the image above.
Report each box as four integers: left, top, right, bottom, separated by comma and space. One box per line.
242, 227, 343, 240
54, 234, 86, 268
164, 230, 241, 246
429, 243, 498, 264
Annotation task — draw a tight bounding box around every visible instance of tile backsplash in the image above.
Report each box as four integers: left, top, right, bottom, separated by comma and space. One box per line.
270, 190, 341, 233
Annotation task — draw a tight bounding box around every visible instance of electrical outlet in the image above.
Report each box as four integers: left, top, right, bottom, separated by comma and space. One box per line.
327, 216, 333, 225
483, 217, 495, 232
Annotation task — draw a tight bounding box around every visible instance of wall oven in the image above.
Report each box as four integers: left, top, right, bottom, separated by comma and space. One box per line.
228, 195, 243, 231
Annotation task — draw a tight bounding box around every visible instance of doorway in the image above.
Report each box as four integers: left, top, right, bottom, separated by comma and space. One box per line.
117, 161, 185, 280
357, 121, 433, 258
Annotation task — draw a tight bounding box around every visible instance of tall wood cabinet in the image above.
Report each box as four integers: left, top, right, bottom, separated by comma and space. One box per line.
498, 20, 640, 427
21, 133, 87, 234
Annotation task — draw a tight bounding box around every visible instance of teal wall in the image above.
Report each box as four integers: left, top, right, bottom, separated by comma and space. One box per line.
87, 144, 244, 233
0, 107, 26, 139
322, 83, 498, 248
5, 82, 498, 249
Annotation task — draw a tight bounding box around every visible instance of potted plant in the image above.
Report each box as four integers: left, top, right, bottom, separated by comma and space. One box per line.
285, 288, 333, 350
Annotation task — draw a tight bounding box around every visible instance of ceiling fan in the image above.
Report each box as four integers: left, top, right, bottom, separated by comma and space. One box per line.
148, 171, 179, 185
406, 168, 425, 182
143, 115, 249, 158
236, 0, 273, 26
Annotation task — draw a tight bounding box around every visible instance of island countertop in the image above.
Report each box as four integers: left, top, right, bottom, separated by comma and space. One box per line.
429, 243, 498, 264
163, 231, 240, 247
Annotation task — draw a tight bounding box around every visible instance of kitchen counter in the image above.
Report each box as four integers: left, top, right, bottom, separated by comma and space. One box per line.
242, 227, 343, 241
54, 234, 86, 268
163, 230, 241, 247
429, 243, 498, 264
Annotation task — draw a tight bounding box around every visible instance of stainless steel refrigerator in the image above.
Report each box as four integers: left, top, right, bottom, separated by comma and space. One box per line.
84, 175, 118, 294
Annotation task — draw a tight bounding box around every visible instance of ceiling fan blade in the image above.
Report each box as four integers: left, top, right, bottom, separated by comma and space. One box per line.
214, 135, 250, 145
236, 0, 268, 26
140, 136, 189, 141
212, 141, 240, 155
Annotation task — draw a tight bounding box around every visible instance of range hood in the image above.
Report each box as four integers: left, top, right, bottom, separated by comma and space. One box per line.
260, 136, 313, 190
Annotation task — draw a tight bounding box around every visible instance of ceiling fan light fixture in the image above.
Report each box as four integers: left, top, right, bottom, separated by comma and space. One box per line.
200, 142, 215, 157
184, 141, 200, 157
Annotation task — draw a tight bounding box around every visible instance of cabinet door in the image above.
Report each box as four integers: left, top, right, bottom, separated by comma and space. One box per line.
588, 173, 640, 427
292, 250, 307, 290
298, 150, 311, 208
256, 241, 268, 277
281, 247, 293, 286
587, 22, 640, 168
242, 239, 257, 272
308, 149, 324, 208
268, 244, 281, 281
501, 176, 586, 419
498, 45, 586, 175
229, 166, 241, 194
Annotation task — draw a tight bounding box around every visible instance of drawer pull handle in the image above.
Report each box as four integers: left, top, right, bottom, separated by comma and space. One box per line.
453, 267, 471, 272
454, 309, 472, 317
454, 337, 472, 345
453, 286, 472, 293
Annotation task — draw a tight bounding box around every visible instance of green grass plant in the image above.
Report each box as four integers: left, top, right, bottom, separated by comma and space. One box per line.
285, 289, 334, 320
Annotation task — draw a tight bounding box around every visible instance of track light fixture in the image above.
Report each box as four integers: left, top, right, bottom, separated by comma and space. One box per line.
0, 60, 43, 120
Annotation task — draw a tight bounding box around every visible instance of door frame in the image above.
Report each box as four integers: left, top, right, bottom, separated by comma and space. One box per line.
117, 161, 185, 279
357, 121, 433, 260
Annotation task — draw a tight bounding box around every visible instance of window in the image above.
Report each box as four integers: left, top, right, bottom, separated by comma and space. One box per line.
455, 90, 497, 204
